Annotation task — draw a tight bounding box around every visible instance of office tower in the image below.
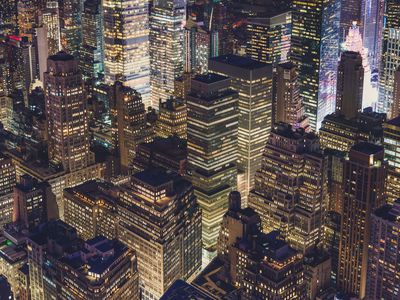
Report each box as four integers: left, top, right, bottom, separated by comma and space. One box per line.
366, 199, 400, 299
59, 0, 81, 57
230, 230, 305, 299
274, 62, 309, 131
42, 1, 61, 56
13, 175, 57, 230
150, 0, 185, 107
27, 221, 139, 300
209, 55, 272, 204
326, 150, 346, 213
338, 142, 386, 298
79, 0, 104, 79
383, 116, 400, 204
187, 73, 239, 250
184, 18, 216, 75
0, 153, 16, 196
319, 108, 386, 152
249, 123, 328, 253
361, 0, 385, 72
118, 168, 202, 299
63, 180, 118, 240
291, 0, 324, 130
111, 82, 153, 174
336, 51, 364, 119
391, 67, 400, 117
44, 52, 92, 172
303, 250, 332, 299
319, 0, 341, 120
132, 136, 187, 175
378, 0, 400, 114
156, 96, 187, 139
245, 10, 292, 65
323, 211, 341, 286
103, 0, 151, 108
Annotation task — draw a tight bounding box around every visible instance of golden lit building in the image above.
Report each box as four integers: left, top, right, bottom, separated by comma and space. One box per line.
63, 180, 118, 240
249, 123, 329, 253
42, 1, 61, 56
118, 168, 202, 300
156, 96, 187, 139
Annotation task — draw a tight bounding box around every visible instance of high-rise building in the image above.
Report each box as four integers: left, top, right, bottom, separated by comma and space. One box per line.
291, 0, 324, 130
391, 67, 400, 117
361, 0, 385, 72
118, 168, 202, 299
150, 0, 186, 107
156, 96, 187, 139
44, 52, 93, 172
383, 116, 400, 204
339, 0, 361, 40
42, 1, 61, 56
0, 153, 16, 196
274, 62, 309, 131
27, 221, 139, 300
13, 175, 58, 230
63, 180, 118, 240
249, 123, 329, 253
110, 82, 153, 174
245, 10, 292, 65
59, 0, 81, 57
338, 142, 386, 299
319, 108, 386, 152
103, 0, 151, 107
336, 51, 364, 119
209, 55, 272, 205
378, 0, 400, 114
79, 0, 104, 79
366, 199, 400, 299
17, 0, 38, 42
187, 73, 239, 250
323, 210, 341, 286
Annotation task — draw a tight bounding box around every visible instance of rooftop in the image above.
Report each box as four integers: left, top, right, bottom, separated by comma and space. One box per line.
351, 142, 383, 155
386, 116, 400, 127
193, 73, 229, 84
48, 51, 75, 62
133, 167, 175, 187
139, 136, 187, 160
160, 280, 216, 300
210, 54, 267, 69
373, 199, 400, 223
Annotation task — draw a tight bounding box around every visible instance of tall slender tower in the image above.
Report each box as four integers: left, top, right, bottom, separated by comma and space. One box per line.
103, 0, 151, 108
79, 0, 104, 79
150, 0, 186, 107
44, 51, 92, 172
42, 1, 61, 56
336, 51, 364, 119
291, 0, 324, 130
59, 0, 81, 57
338, 142, 386, 298
187, 73, 239, 251
208, 55, 272, 205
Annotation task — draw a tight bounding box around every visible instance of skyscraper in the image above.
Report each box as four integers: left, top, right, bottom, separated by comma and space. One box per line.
245, 10, 292, 65
0, 153, 16, 196
338, 142, 386, 298
44, 52, 92, 172
150, 0, 186, 107
249, 123, 328, 253
274, 62, 309, 131
378, 0, 400, 114
63, 180, 118, 240
187, 73, 239, 250
118, 168, 202, 299
42, 1, 61, 56
111, 82, 153, 174
383, 116, 400, 204
209, 55, 272, 205
336, 51, 364, 119
340, 0, 361, 40
59, 0, 81, 57
291, 0, 324, 130
366, 199, 400, 299
391, 67, 400, 117
79, 0, 104, 79
104, 0, 151, 107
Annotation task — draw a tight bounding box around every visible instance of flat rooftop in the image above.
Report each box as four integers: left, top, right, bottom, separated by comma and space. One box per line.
351, 142, 383, 155
386, 116, 400, 126
193, 73, 228, 84
133, 167, 175, 187
210, 54, 267, 69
